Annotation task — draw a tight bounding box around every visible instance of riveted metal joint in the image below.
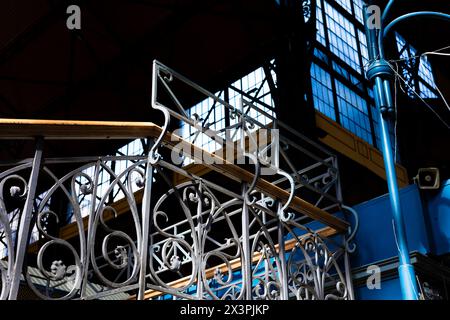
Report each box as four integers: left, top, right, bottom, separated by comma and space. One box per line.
366, 59, 395, 115
366, 59, 393, 81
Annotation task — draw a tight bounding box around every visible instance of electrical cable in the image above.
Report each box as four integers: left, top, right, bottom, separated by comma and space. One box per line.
393, 61, 398, 163
386, 61, 450, 129
389, 45, 450, 113
388, 45, 450, 62
424, 52, 450, 57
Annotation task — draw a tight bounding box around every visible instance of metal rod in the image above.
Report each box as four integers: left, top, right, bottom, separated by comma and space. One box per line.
343, 235, 355, 300
364, 3, 420, 300
8, 137, 44, 300
154, 60, 335, 157
80, 160, 101, 298
241, 183, 252, 300
380, 11, 450, 58
137, 162, 153, 299
277, 204, 288, 300
376, 93, 419, 300
196, 183, 204, 299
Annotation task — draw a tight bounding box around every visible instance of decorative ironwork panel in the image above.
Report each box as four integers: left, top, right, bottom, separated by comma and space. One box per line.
0, 60, 357, 300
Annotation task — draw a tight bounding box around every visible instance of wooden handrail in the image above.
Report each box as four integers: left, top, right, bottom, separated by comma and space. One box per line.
0, 119, 159, 139
161, 129, 348, 232
0, 118, 348, 232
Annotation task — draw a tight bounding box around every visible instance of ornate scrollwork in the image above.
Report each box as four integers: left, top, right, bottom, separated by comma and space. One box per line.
149, 180, 201, 293
0, 165, 86, 300
287, 233, 349, 300
242, 153, 261, 206
150, 65, 172, 165
302, 0, 312, 23
0, 152, 354, 301
27, 209, 82, 300
0, 60, 356, 301
275, 170, 296, 222
342, 205, 359, 254
252, 240, 282, 300
149, 175, 246, 299
247, 206, 283, 300
87, 163, 144, 289
0, 159, 147, 299
201, 198, 244, 300
202, 237, 243, 300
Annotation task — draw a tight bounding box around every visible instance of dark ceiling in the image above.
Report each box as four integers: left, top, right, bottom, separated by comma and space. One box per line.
0, 0, 289, 161
0, 0, 283, 122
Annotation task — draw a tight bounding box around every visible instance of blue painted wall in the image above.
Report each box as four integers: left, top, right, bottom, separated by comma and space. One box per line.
351, 184, 430, 268
422, 178, 450, 255
348, 179, 450, 299
349, 183, 432, 299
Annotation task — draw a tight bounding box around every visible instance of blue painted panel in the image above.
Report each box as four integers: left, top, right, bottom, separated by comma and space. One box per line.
350, 184, 430, 268
287, 183, 432, 299
424, 179, 450, 255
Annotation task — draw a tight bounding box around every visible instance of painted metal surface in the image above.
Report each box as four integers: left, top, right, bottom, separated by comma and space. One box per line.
351, 184, 429, 268
363, 0, 425, 300
423, 179, 450, 256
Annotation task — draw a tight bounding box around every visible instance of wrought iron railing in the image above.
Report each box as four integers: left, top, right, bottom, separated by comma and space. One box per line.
0, 61, 357, 300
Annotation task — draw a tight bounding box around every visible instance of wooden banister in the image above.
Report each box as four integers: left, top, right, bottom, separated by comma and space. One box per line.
0, 119, 159, 139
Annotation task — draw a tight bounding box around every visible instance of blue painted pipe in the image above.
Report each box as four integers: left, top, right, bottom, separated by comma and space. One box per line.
374, 98, 420, 300
381, 0, 395, 22
363, 1, 428, 300
379, 11, 450, 58
374, 9, 450, 300
363, 0, 450, 299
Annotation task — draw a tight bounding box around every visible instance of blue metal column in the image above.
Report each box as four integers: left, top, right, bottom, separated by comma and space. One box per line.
365, 1, 450, 300
363, 4, 419, 300
376, 87, 419, 300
